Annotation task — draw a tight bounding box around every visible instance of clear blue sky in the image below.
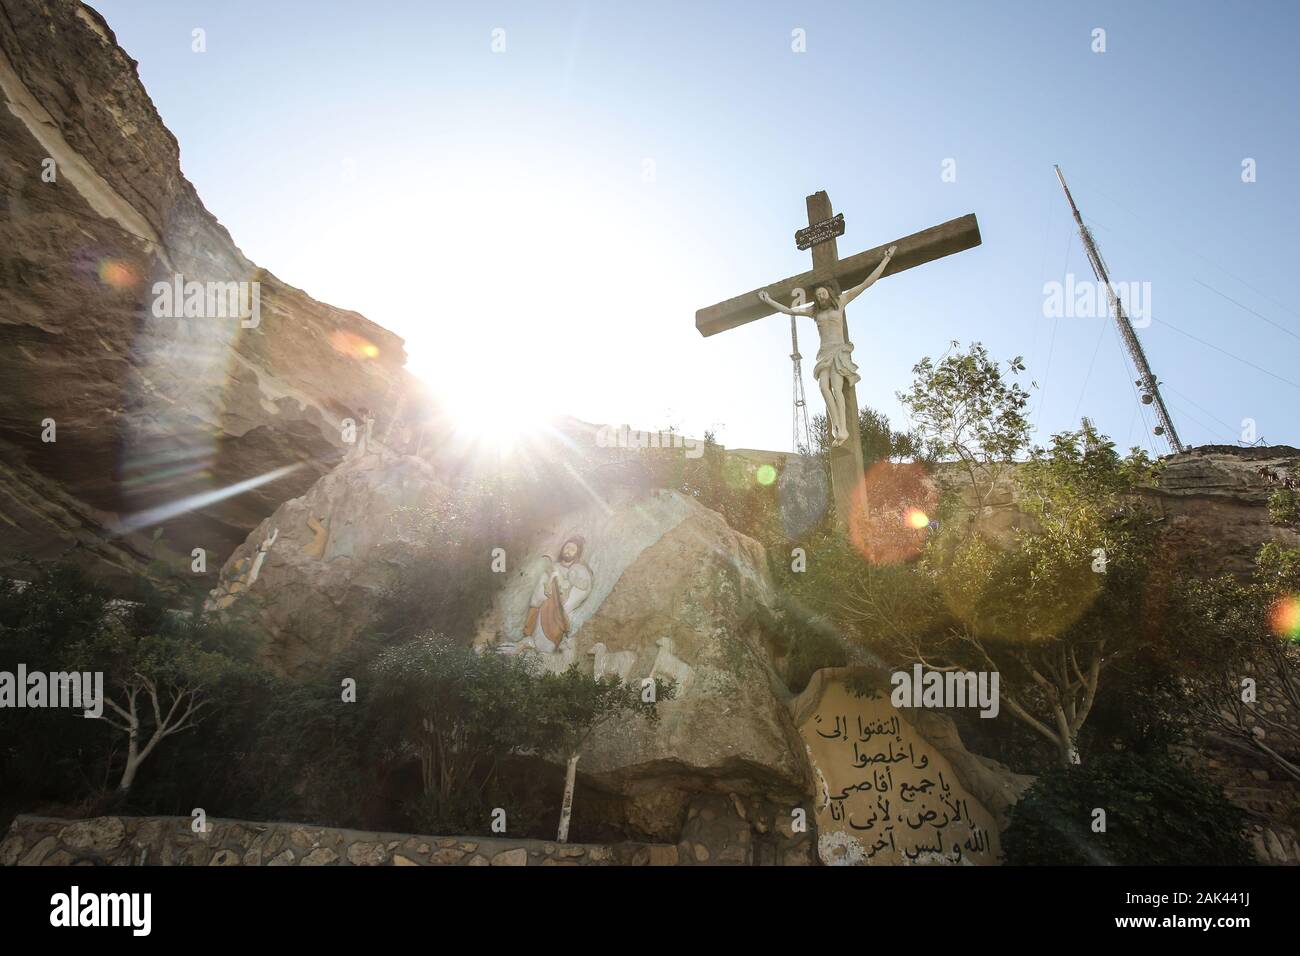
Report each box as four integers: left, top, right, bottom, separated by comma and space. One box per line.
91, 0, 1300, 454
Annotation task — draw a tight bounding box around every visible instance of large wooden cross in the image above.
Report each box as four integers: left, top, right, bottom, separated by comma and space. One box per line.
695, 191, 981, 530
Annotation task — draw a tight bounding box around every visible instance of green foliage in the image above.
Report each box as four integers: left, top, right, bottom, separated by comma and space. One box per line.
1003, 752, 1255, 865
799, 356, 1175, 768
369, 634, 539, 831
928, 428, 1158, 649
0, 568, 115, 821
1268, 487, 1300, 531
811, 406, 933, 467
898, 341, 1030, 480
368, 633, 671, 836
529, 663, 670, 759
757, 596, 853, 694
1018, 424, 1160, 540
0, 561, 681, 839
0, 565, 262, 823
1257, 541, 1300, 594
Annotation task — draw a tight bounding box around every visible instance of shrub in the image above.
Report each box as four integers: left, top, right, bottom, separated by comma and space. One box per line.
1002, 752, 1255, 865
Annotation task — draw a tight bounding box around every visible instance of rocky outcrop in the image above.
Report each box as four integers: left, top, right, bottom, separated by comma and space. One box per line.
0, 1, 413, 583
0, 815, 684, 866
1143, 446, 1300, 576
205, 445, 445, 676
474, 486, 814, 837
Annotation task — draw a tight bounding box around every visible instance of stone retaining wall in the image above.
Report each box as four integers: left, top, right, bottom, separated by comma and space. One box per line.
0, 815, 683, 866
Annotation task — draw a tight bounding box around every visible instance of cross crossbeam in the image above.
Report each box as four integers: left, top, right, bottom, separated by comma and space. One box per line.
695, 213, 981, 337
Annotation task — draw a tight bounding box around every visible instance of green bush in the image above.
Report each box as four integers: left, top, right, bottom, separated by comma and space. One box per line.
1002, 752, 1255, 865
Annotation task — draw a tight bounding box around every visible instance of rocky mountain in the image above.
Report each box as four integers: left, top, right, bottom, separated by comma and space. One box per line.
0, 0, 415, 585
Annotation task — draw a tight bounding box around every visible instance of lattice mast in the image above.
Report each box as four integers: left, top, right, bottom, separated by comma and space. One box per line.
790, 315, 813, 453
1054, 165, 1185, 454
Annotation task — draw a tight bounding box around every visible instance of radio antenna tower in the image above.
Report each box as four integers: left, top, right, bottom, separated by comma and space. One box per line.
1054, 165, 1185, 454
790, 316, 813, 453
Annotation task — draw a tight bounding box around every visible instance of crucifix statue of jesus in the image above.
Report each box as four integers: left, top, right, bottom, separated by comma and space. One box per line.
757, 244, 896, 447
695, 191, 981, 530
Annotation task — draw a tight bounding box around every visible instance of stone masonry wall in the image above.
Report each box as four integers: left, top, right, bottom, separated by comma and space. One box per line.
1, 815, 684, 867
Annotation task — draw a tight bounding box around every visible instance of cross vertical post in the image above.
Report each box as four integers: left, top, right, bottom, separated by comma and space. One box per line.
805, 192, 867, 530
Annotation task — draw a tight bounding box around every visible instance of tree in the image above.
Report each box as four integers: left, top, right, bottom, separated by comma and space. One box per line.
530, 665, 670, 842
370, 635, 673, 841
0, 565, 271, 823
841, 424, 1161, 767
67, 622, 244, 794
897, 341, 1031, 512
0, 566, 115, 819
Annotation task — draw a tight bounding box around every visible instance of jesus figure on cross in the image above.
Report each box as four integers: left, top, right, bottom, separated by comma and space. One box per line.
758, 244, 897, 447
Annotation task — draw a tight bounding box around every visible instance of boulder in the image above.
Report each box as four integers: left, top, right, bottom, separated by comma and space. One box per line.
206, 447, 444, 675
791, 668, 1008, 865
476, 487, 813, 828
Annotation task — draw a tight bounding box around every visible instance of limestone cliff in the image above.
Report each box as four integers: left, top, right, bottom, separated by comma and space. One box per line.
0, 0, 413, 585
1143, 445, 1300, 576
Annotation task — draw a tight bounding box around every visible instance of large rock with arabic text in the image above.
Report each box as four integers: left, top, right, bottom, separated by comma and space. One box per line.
792, 668, 1008, 865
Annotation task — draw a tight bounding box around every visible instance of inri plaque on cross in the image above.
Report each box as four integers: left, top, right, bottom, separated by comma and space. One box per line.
695, 191, 981, 531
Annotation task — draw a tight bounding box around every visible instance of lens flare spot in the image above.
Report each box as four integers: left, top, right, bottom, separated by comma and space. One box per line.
1272, 595, 1300, 642
849, 461, 936, 565
330, 329, 380, 360
97, 259, 137, 290
905, 507, 930, 530
756, 464, 777, 486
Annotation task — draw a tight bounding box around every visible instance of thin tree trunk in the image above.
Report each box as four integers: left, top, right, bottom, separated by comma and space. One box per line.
1053, 706, 1080, 767
556, 752, 580, 843
117, 735, 140, 792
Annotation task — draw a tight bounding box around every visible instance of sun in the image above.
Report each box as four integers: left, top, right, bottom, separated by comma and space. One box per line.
433, 369, 559, 457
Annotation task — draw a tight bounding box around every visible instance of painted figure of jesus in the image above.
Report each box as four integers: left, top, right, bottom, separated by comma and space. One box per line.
758, 245, 896, 447
518, 535, 593, 653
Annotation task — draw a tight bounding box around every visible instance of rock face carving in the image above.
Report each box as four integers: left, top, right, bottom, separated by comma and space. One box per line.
791, 669, 1003, 866
589, 643, 637, 682
474, 487, 812, 821
247, 528, 278, 586
303, 514, 330, 559
649, 637, 695, 696
488, 534, 595, 675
